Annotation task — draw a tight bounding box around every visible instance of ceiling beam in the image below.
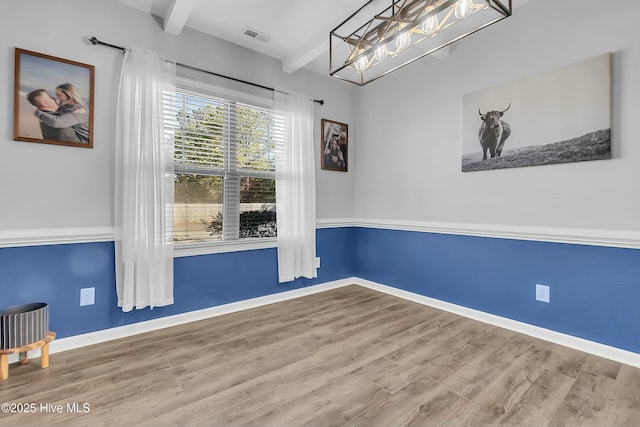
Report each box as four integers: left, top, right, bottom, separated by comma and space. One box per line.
163, 0, 198, 35
283, 0, 383, 74
282, 30, 327, 74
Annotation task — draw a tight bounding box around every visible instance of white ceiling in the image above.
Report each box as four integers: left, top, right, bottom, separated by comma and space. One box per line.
115, 0, 378, 76
114, 0, 530, 77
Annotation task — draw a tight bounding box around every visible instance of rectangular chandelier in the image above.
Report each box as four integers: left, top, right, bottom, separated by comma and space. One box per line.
330, 0, 512, 85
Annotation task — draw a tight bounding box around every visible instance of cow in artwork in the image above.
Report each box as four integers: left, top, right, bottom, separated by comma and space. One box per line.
478, 103, 511, 160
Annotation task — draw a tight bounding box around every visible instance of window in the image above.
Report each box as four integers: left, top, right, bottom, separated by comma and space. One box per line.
164, 83, 282, 247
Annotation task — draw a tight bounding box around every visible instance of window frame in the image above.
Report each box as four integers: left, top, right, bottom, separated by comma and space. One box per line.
169, 78, 278, 257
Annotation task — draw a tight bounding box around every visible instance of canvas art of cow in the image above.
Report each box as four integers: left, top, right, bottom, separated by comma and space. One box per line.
478, 103, 511, 160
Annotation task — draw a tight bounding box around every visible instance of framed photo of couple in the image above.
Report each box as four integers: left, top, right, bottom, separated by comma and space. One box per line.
14, 48, 94, 148
321, 118, 348, 172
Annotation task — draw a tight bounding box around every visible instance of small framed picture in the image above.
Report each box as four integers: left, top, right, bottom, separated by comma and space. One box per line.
321, 118, 348, 172
14, 48, 94, 148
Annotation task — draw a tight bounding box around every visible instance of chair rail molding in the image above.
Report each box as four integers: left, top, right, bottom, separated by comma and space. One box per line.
0, 227, 116, 248
2, 220, 639, 249
318, 217, 640, 249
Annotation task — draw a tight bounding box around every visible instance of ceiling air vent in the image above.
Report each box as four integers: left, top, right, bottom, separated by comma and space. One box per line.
241, 26, 271, 43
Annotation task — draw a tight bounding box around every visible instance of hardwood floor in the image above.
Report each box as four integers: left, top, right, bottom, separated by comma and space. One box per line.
1, 285, 639, 426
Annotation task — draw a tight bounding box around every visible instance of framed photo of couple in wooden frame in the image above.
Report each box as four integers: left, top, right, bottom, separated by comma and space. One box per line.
321, 118, 348, 172
14, 48, 94, 148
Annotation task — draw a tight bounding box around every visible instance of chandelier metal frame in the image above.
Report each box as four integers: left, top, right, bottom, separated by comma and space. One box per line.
330, 0, 512, 85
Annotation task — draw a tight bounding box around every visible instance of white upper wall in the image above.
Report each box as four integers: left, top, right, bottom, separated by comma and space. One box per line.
4, 0, 638, 234
0, 0, 356, 230
353, 0, 640, 231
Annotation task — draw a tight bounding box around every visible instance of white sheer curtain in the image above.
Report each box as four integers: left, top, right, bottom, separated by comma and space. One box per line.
274, 89, 317, 282
115, 47, 176, 312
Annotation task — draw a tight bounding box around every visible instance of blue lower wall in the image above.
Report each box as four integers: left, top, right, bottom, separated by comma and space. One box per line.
3, 225, 639, 356
0, 227, 355, 339
354, 227, 640, 354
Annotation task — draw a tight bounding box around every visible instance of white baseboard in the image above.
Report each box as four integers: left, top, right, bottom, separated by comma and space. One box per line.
9, 276, 640, 370
353, 278, 640, 369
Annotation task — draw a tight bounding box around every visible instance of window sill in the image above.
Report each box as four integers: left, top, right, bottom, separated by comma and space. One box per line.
173, 238, 277, 257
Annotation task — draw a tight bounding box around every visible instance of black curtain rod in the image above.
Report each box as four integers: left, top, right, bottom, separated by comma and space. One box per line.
89, 36, 325, 105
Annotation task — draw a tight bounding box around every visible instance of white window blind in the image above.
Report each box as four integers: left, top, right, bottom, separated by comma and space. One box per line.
163, 86, 283, 245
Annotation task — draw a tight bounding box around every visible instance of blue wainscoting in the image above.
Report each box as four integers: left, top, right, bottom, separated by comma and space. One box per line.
354, 227, 640, 354
0, 227, 356, 339
4, 224, 638, 355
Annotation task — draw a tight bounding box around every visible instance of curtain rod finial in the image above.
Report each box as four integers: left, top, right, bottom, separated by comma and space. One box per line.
89, 36, 99, 45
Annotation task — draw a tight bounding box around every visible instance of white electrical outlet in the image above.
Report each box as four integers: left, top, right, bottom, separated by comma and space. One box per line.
315, 257, 321, 269
535, 284, 550, 303
80, 287, 95, 306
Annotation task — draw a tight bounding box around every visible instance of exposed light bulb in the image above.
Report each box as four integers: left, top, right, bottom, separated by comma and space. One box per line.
354, 54, 369, 73
374, 44, 388, 61
421, 9, 439, 35
395, 31, 411, 52
454, 0, 474, 19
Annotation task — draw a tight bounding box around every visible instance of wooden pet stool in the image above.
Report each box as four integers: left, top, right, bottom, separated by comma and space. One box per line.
0, 331, 56, 380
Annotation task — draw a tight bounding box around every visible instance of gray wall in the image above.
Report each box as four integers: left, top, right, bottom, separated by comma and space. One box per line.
0, 0, 356, 231
4, 0, 638, 235
353, 0, 640, 232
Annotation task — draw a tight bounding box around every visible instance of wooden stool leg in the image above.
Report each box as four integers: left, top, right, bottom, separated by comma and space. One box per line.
41, 344, 50, 369
1, 354, 8, 380
19, 351, 29, 365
